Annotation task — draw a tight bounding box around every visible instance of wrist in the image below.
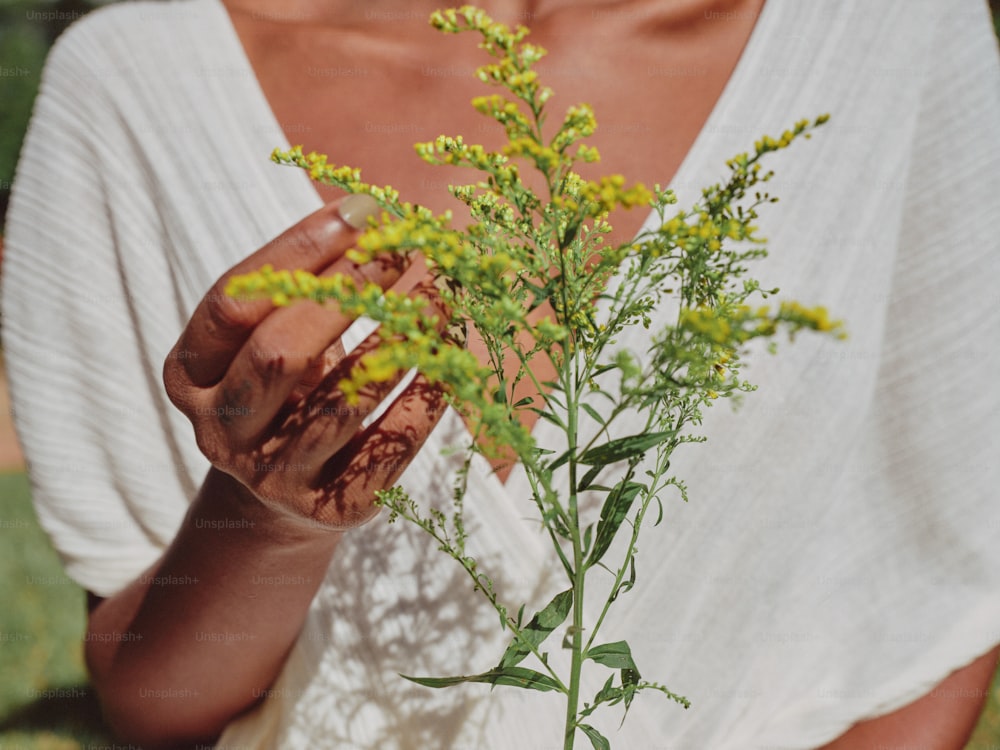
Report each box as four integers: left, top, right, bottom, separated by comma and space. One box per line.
195, 467, 344, 545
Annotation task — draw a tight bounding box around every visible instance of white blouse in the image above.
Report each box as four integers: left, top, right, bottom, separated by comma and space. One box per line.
3, 0, 999, 747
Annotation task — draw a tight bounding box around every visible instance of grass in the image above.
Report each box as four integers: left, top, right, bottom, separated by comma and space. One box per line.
0, 469, 998, 749
0, 472, 114, 749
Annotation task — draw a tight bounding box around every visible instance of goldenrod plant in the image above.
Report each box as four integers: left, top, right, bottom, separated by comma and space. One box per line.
226, 7, 841, 748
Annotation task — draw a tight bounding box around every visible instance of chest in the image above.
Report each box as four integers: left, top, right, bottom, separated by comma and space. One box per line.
230, 1, 763, 248
224, 1, 764, 479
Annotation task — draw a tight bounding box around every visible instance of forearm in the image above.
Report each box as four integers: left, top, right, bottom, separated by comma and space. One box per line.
86, 467, 342, 748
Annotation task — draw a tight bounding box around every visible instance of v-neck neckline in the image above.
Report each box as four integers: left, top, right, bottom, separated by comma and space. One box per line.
210, 0, 776, 220
207, 0, 778, 489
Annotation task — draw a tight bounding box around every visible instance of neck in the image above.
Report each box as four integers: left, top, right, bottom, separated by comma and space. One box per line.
221, 0, 754, 27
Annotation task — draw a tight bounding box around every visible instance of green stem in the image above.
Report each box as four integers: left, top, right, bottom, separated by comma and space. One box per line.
562, 355, 583, 750
564, 522, 585, 750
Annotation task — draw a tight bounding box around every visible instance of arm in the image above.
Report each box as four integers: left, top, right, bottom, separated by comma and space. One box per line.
817, 645, 1000, 750
0, 16, 444, 747
85, 468, 342, 748
84, 196, 448, 748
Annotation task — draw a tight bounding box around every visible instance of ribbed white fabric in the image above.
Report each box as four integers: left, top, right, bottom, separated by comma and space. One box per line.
3, 1, 999, 748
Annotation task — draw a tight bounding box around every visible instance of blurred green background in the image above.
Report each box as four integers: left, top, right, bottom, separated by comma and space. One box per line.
1, 1, 120, 225
2, 2, 1000, 749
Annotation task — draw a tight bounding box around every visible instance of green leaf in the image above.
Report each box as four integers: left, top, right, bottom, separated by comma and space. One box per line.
562, 629, 573, 649
543, 389, 567, 410
581, 402, 606, 426
586, 481, 642, 567
610, 557, 638, 603
547, 448, 571, 471
621, 667, 641, 715
594, 675, 620, 705
577, 430, 673, 466
577, 464, 604, 492
498, 589, 573, 668
402, 667, 562, 693
586, 640, 639, 671
533, 408, 564, 428
591, 362, 618, 378
587, 385, 617, 404
578, 723, 611, 750
582, 524, 593, 558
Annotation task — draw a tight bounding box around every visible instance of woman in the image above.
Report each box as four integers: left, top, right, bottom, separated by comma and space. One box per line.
3, 0, 999, 747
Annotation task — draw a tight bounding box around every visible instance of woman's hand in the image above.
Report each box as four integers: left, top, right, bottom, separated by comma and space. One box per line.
163, 194, 446, 529
85, 196, 449, 746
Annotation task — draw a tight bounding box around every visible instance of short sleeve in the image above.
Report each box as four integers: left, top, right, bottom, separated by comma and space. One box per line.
1, 14, 201, 597
771, 5, 1000, 741
874, 0, 1000, 542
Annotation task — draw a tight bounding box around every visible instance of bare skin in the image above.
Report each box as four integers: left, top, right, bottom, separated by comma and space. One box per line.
83, 0, 999, 747
227, 0, 765, 480
817, 645, 1000, 750
88, 196, 453, 746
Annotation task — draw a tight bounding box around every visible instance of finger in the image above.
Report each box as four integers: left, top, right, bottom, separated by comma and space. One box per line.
275, 274, 453, 464
287, 339, 346, 405
307, 374, 448, 528
227, 320, 409, 455
207, 251, 416, 443
168, 194, 380, 389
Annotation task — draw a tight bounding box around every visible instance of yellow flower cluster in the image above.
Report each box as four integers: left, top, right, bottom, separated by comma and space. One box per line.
430, 6, 530, 55
579, 175, 653, 216
478, 58, 536, 89
225, 263, 357, 308
352, 212, 460, 263
272, 146, 404, 212
471, 94, 533, 137
502, 137, 561, 172
416, 135, 518, 181
430, 6, 551, 108
226, 259, 496, 411
776, 301, 845, 337
551, 104, 597, 153
751, 114, 830, 155
679, 306, 737, 345
680, 301, 844, 346
338, 335, 488, 408
654, 211, 755, 256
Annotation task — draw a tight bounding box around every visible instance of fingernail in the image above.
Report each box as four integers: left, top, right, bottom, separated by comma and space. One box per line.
337, 194, 380, 230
